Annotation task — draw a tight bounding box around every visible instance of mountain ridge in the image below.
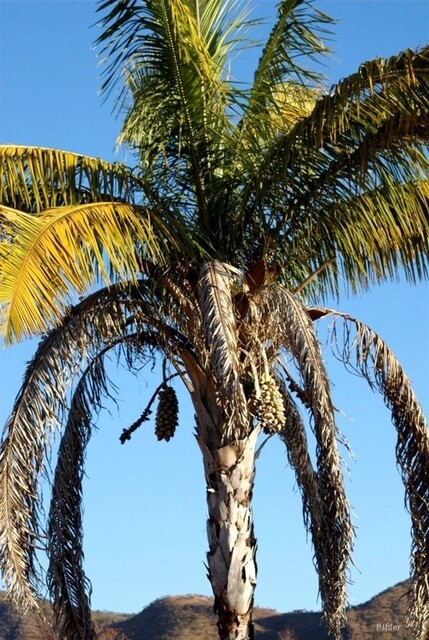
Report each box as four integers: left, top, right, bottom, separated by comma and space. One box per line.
0, 580, 413, 639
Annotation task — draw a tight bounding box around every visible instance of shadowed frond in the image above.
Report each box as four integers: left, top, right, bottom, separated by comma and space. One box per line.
265, 45, 429, 170
152, 266, 206, 358
255, 285, 353, 638
0, 202, 170, 342
308, 306, 429, 639
0, 145, 142, 213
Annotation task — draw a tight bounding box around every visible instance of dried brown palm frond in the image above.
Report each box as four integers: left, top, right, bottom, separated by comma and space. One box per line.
0, 293, 111, 613
309, 306, 429, 639
153, 267, 207, 364
155, 269, 198, 321
277, 375, 352, 613
0, 282, 177, 613
48, 330, 160, 640
256, 285, 354, 639
47, 357, 105, 640
277, 377, 320, 529
198, 261, 247, 440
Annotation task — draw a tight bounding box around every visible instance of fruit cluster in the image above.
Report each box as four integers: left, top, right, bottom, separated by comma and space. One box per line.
155, 386, 179, 441
255, 375, 286, 434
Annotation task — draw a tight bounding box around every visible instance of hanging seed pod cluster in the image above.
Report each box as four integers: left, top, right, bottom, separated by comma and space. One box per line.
255, 375, 286, 434
155, 386, 179, 441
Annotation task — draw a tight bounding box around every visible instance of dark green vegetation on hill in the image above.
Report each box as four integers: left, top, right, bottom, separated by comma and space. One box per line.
0, 582, 414, 640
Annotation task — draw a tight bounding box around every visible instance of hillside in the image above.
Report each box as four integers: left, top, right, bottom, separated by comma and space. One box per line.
0, 581, 413, 640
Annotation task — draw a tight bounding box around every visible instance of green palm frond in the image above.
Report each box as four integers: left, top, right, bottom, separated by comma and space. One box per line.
308, 307, 429, 638
0, 145, 142, 213
97, 0, 244, 219
97, 0, 232, 102
250, 0, 332, 93
236, 0, 332, 145
0, 202, 174, 342
238, 47, 429, 293
257, 46, 429, 191
296, 46, 429, 152
281, 178, 429, 300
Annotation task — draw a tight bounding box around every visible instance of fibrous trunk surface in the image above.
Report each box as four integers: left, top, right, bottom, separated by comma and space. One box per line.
197, 428, 259, 640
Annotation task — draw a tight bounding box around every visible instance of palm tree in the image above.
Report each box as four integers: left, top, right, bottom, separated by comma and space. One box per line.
0, 1, 428, 639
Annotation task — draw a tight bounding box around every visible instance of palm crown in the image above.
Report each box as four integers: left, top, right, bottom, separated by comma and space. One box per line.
0, 2, 428, 640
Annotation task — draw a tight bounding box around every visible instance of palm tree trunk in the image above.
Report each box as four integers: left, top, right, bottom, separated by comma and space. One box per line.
196, 427, 260, 640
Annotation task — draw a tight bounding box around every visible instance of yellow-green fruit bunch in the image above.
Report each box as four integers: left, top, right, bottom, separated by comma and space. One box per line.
155, 386, 179, 441
255, 375, 285, 434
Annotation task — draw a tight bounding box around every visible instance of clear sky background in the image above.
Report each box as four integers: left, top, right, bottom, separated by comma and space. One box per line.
0, 0, 428, 618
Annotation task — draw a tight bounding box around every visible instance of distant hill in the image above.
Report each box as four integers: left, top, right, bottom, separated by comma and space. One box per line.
0, 581, 414, 640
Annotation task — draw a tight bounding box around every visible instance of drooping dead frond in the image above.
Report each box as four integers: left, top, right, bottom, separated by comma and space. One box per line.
256, 285, 354, 638
310, 306, 429, 639
0, 283, 174, 613
198, 261, 247, 440
198, 261, 241, 381
47, 329, 162, 640
277, 374, 355, 619
48, 324, 189, 639
47, 358, 107, 640
277, 377, 320, 529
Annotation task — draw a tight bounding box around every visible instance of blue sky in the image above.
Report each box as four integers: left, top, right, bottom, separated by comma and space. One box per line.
0, 0, 428, 617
